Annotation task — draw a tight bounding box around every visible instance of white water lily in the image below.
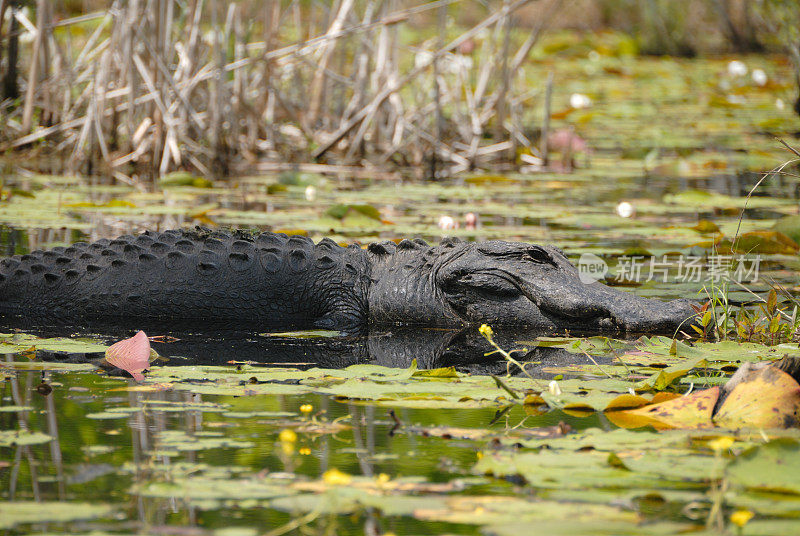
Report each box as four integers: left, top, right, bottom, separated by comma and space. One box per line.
616, 201, 635, 218
548, 380, 562, 397
570, 93, 592, 109
751, 68, 767, 86
438, 215, 457, 230
727, 60, 747, 77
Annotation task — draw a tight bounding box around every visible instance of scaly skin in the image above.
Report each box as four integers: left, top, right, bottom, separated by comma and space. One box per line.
0, 228, 698, 333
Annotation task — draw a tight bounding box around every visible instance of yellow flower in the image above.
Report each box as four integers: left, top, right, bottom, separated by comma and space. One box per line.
377, 473, 391, 484
479, 324, 493, 338
300, 404, 313, 414
322, 468, 352, 486
708, 436, 735, 452
278, 429, 297, 443
730, 509, 754, 527
299, 447, 311, 455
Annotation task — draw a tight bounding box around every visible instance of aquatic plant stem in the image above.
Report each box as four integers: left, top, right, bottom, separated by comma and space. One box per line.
479, 324, 537, 382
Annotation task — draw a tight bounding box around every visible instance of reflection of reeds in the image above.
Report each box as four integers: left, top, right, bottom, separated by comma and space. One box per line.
1, 0, 562, 184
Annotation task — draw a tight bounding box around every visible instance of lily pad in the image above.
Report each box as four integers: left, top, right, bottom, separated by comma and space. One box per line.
728, 439, 800, 494
772, 215, 800, 246
0, 502, 114, 529
733, 231, 799, 255
0, 430, 53, 447
0, 333, 107, 355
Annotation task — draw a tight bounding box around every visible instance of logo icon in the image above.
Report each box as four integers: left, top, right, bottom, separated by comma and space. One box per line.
578, 253, 608, 284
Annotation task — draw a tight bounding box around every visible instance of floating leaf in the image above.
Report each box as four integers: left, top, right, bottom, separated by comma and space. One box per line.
0, 333, 108, 355
104, 331, 152, 381
772, 215, 800, 246
325, 204, 382, 221
0, 501, 114, 530
0, 430, 53, 447
159, 171, 213, 188
733, 231, 799, 255
638, 357, 709, 391
728, 439, 800, 494
691, 220, 721, 234
714, 365, 800, 429
616, 387, 719, 430
413, 367, 459, 378
464, 175, 520, 185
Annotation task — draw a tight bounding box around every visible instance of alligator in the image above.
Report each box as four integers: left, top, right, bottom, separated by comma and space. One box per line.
0, 228, 697, 333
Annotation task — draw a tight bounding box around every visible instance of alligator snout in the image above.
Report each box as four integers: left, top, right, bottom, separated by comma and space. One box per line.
519, 275, 701, 334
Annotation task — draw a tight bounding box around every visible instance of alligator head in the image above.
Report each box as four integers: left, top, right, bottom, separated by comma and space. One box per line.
368, 238, 698, 334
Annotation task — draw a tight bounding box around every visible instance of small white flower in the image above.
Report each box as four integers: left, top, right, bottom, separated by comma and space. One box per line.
615, 201, 634, 218
570, 93, 592, 109
438, 215, 457, 230
727, 60, 747, 77
548, 380, 562, 397
751, 68, 767, 86
304, 186, 317, 202
776, 98, 785, 110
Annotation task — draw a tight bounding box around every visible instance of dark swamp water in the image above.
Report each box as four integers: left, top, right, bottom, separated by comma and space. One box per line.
2, 54, 800, 535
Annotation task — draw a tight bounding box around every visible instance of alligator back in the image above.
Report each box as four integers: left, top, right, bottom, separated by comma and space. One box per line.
0, 229, 370, 328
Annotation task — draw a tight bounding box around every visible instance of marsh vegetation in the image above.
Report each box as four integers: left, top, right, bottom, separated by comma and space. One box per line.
2, 1, 800, 535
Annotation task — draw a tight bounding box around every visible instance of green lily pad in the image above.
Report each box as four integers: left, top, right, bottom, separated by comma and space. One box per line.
0, 430, 53, 447
0, 333, 108, 354
772, 215, 800, 246
0, 502, 114, 529
728, 439, 800, 494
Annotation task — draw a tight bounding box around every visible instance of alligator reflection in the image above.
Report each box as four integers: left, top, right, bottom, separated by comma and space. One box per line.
10, 319, 610, 376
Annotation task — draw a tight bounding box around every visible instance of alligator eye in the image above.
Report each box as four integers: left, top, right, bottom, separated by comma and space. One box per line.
523, 247, 554, 265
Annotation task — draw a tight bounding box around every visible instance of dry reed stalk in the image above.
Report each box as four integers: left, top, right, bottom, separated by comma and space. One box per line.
314, 0, 534, 159
2, 0, 559, 182
307, 0, 353, 125
20, 0, 46, 133
541, 70, 553, 166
